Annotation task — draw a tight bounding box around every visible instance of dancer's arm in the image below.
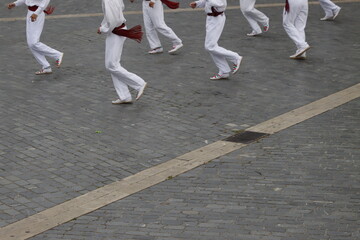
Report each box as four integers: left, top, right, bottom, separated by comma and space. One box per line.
192, 0, 206, 8
12, 0, 25, 7
7, 3, 15, 9
195, 0, 206, 8
99, 1, 110, 34
7, 0, 25, 9
34, 0, 50, 15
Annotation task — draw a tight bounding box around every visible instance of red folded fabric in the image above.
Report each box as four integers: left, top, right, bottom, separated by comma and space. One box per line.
161, 0, 179, 9
112, 25, 143, 43
208, 6, 223, 16
285, 0, 289, 12
28, 5, 38, 11
28, 5, 55, 15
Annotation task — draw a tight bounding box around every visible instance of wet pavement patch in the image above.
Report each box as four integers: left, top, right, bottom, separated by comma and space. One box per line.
224, 131, 269, 144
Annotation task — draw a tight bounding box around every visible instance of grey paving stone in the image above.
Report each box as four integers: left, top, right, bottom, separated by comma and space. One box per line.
1, 0, 359, 239
31, 97, 359, 240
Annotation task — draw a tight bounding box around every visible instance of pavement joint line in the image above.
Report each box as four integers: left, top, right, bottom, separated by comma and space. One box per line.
1, 0, 359, 22
0, 83, 359, 240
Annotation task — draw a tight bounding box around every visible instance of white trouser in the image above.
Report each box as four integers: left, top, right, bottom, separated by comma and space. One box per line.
318, 0, 339, 16
240, 0, 269, 33
283, 0, 308, 50
26, 10, 61, 69
105, 33, 146, 101
205, 15, 240, 75
142, 0, 182, 49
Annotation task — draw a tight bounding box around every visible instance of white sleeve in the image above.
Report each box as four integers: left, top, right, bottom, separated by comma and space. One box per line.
34, 0, 50, 15
195, 0, 206, 8
100, 0, 110, 33
14, 0, 26, 6
208, 0, 226, 8
100, 18, 110, 34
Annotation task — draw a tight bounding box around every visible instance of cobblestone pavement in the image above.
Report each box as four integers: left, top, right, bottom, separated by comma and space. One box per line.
32, 98, 360, 240
0, 0, 359, 239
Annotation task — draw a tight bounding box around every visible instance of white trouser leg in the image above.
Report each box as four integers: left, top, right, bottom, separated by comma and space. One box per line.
105, 33, 146, 101
143, 0, 182, 48
283, 0, 308, 50
205, 15, 240, 75
143, 1, 161, 49
319, 0, 339, 16
26, 11, 61, 69
240, 0, 269, 33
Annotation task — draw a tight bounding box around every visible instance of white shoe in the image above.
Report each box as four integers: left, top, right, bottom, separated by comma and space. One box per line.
332, 7, 341, 20
168, 43, 183, 54
320, 15, 333, 21
35, 67, 52, 75
291, 45, 310, 58
136, 82, 147, 100
112, 99, 133, 104
263, 19, 270, 32
148, 47, 163, 54
210, 73, 230, 80
290, 52, 306, 60
247, 31, 261, 37
56, 52, 64, 67
232, 56, 243, 74
297, 45, 310, 56
298, 52, 306, 59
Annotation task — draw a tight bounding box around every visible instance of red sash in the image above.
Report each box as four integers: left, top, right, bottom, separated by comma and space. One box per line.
207, 7, 223, 17
28, 5, 55, 15
112, 24, 143, 43
161, 0, 179, 9
285, 0, 289, 12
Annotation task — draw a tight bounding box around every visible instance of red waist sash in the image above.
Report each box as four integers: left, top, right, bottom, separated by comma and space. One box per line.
207, 7, 223, 17
27, 5, 38, 11
28, 5, 55, 15
112, 24, 143, 43
144, 0, 179, 9
161, 0, 179, 9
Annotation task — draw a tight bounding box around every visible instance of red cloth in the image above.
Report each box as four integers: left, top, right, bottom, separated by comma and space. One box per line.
207, 6, 223, 17
112, 24, 143, 43
28, 6, 38, 11
161, 0, 179, 9
285, 0, 289, 12
28, 5, 55, 15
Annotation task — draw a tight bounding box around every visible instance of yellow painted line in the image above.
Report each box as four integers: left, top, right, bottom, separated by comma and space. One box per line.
1, 0, 359, 22
247, 83, 360, 134
0, 83, 359, 240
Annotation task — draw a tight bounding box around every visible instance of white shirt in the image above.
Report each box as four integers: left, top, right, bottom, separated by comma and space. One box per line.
195, 0, 226, 14
100, 0, 126, 34
14, 0, 50, 15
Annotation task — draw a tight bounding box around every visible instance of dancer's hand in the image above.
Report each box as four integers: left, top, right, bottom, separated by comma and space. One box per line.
97, 27, 101, 34
7, 3, 15, 9
30, 13, 38, 22
149, 1, 154, 7
190, 2, 196, 8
